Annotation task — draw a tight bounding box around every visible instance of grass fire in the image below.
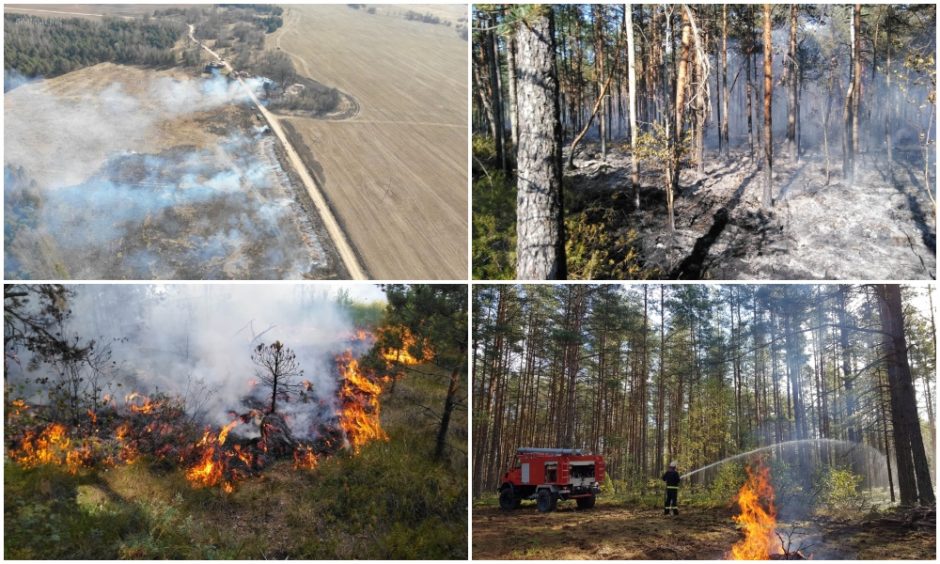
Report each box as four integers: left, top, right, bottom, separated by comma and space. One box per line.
5, 284, 468, 559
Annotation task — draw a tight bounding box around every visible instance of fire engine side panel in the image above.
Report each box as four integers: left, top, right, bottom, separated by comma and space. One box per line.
521, 463, 530, 483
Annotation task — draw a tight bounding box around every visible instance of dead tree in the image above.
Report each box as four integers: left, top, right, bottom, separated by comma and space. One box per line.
251, 340, 303, 414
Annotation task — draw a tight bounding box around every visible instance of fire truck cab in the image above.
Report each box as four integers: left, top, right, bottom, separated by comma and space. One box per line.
498, 447, 605, 512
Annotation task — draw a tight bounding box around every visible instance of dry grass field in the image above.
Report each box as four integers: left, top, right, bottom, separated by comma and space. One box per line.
268, 4, 468, 279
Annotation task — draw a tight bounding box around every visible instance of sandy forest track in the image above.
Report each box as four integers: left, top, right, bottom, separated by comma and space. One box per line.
188, 25, 365, 280
268, 5, 469, 279
473, 503, 936, 560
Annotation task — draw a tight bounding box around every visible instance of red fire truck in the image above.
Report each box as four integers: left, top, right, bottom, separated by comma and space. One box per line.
498, 447, 605, 512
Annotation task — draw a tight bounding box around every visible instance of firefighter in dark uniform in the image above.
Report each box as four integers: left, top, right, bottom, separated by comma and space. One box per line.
662, 461, 680, 515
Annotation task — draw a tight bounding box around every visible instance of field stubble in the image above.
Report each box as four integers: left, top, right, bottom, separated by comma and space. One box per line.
268, 5, 468, 279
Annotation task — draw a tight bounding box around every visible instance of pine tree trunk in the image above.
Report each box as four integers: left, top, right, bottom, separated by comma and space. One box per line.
515, 6, 566, 280
787, 4, 798, 158
852, 4, 861, 171
506, 34, 519, 158
721, 4, 729, 152
843, 6, 857, 183
593, 6, 607, 159
435, 361, 463, 459
484, 18, 505, 171
876, 284, 936, 505
626, 3, 640, 208
745, 8, 755, 157
668, 7, 693, 232
762, 4, 773, 208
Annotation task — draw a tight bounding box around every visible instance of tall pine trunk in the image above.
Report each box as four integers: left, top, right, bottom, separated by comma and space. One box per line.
593, 6, 607, 159
668, 7, 693, 232
762, 4, 773, 208
626, 3, 640, 208
876, 284, 936, 505
787, 5, 798, 160
721, 5, 729, 152
506, 34, 519, 159
515, 6, 566, 280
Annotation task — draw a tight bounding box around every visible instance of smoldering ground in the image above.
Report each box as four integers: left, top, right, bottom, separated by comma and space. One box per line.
5, 284, 381, 441
4, 65, 336, 279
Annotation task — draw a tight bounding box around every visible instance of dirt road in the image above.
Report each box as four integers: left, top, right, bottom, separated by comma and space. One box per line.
473, 504, 738, 559
188, 25, 366, 280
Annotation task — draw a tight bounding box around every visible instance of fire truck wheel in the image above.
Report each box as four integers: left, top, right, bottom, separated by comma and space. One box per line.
576, 495, 596, 510
536, 489, 557, 513
499, 488, 520, 510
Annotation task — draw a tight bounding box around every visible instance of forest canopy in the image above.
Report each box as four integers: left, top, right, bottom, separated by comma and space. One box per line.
4, 14, 183, 82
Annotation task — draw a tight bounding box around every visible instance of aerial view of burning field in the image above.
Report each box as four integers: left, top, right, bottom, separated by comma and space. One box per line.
472, 284, 936, 559
4, 4, 468, 280
4, 284, 468, 559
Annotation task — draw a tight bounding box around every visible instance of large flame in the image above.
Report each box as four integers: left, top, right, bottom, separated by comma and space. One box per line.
9, 423, 91, 474
185, 424, 236, 493
730, 463, 782, 560
337, 352, 388, 453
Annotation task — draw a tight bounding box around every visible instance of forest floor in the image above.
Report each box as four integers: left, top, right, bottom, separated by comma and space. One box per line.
566, 143, 936, 280
472, 499, 936, 559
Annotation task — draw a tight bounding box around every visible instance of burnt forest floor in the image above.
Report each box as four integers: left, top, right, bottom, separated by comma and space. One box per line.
565, 143, 935, 280
472, 498, 935, 559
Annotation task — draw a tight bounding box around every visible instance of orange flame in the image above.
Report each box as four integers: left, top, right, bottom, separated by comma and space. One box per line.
218, 420, 239, 446
337, 352, 388, 453
185, 428, 225, 489
730, 463, 782, 560
9, 423, 91, 474
125, 392, 164, 415
8, 398, 30, 419
185, 421, 243, 492
379, 327, 433, 366
114, 422, 138, 463
293, 445, 318, 470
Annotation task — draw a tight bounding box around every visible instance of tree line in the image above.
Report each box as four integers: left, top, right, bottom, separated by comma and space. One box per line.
473, 5, 936, 279
472, 284, 935, 507
4, 14, 183, 80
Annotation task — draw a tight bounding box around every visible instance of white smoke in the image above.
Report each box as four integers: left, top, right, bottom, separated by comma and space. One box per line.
8, 284, 386, 440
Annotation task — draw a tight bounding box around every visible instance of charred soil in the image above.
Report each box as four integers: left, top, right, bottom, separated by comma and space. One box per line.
564, 143, 935, 280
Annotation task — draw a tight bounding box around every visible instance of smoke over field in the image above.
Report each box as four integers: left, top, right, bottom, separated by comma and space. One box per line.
5, 63, 341, 279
